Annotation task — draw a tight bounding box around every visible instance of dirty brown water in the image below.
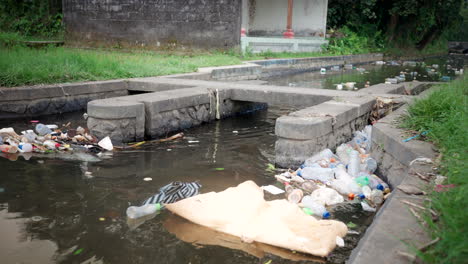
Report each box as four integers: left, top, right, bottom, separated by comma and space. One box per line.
0, 107, 376, 264
265, 55, 466, 90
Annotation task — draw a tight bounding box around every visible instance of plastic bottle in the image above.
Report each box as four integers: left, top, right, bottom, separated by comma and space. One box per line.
302, 195, 330, 219
0, 136, 2, 145
126, 203, 162, 219
309, 187, 344, 206
303, 149, 337, 167
287, 189, 303, 204
35, 123, 52, 136
360, 157, 377, 174
362, 186, 371, 198
330, 167, 362, 195
22, 131, 37, 143
369, 189, 384, 205
0, 145, 18, 153
367, 174, 389, 190
336, 143, 353, 165
19, 143, 33, 153
348, 150, 360, 177
297, 165, 334, 183
355, 173, 370, 187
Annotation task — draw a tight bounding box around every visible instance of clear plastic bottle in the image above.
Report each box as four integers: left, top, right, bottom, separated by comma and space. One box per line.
126, 203, 162, 219
336, 144, 353, 165
362, 186, 372, 198
348, 150, 360, 177
302, 195, 330, 219
303, 149, 337, 167
22, 131, 37, 143
35, 123, 52, 136
331, 168, 362, 195
360, 157, 377, 174
298, 165, 334, 183
368, 174, 389, 190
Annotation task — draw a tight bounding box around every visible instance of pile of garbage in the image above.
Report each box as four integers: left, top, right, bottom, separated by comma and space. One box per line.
0, 122, 113, 157
274, 125, 390, 218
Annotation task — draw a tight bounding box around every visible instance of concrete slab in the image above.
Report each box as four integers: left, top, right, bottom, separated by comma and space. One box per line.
275, 115, 333, 140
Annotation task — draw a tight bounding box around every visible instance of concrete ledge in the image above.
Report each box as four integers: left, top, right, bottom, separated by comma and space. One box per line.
0, 80, 129, 118
250, 53, 384, 70
241, 36, 328, 53
127, 80, 196, 93
358, 83, 406, 95
403, 81, 436, 95
87, 97, 145, 142
199, 63, 262, 81
348, 99, 436, 264
371, 106, 437, 170
0, 80, 127, 101
274, 96, 374, 167
276, 115, 333, 140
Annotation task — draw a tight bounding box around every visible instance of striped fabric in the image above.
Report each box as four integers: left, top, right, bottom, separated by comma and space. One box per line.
142, 181, 202, 205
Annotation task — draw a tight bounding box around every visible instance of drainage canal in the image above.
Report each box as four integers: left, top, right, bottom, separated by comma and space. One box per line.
1, 107, 376, 263
264, 55, 465, 90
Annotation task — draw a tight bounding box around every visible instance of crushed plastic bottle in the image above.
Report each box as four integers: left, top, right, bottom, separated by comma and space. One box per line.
298, 165, 334, 183
309, 187, 344, 206
22, 130, 37, 143
336, 143, 354, 165
355, 174, 370, 186
330, 168, 362, 195
126, 203, 162, 219
302, 195, 330, 219
303, 149, 337, 167
369, 189, 384, 205
361, 157, 377, 174
35, 123, 52, 136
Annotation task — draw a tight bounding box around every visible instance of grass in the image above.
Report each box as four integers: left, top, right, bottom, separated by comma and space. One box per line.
400, 75, 468, 263
0, 30, 449, 87
0, 45, 245, 87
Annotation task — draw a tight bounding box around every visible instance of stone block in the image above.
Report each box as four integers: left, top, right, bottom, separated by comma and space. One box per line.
275, 115, 333, 140
291, 101, 359, 128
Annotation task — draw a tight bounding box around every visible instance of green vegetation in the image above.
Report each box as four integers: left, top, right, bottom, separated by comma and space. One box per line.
0, 0, 63, 38
327, 0, 467, 50
0, 44, 245, 87
0, 30, 387, 87
401, 75, 468, 263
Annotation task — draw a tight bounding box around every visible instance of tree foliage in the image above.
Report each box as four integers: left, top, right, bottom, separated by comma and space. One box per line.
0, 0, 63, 37
327, 0, 466, 49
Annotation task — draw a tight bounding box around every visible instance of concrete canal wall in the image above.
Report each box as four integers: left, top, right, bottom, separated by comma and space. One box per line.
0, 80, 127, 119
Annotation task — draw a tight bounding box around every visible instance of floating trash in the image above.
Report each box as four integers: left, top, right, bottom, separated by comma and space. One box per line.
31, 216, 43, 222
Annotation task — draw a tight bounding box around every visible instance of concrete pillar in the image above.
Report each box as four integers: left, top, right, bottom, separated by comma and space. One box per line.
283, 0, 295, 38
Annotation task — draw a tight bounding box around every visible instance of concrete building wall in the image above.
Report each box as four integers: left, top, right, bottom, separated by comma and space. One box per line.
62, 0, 242, 49
245, 0, 328, 37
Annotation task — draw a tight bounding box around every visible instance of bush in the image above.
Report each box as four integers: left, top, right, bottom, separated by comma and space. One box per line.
0, 0, 63, 38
